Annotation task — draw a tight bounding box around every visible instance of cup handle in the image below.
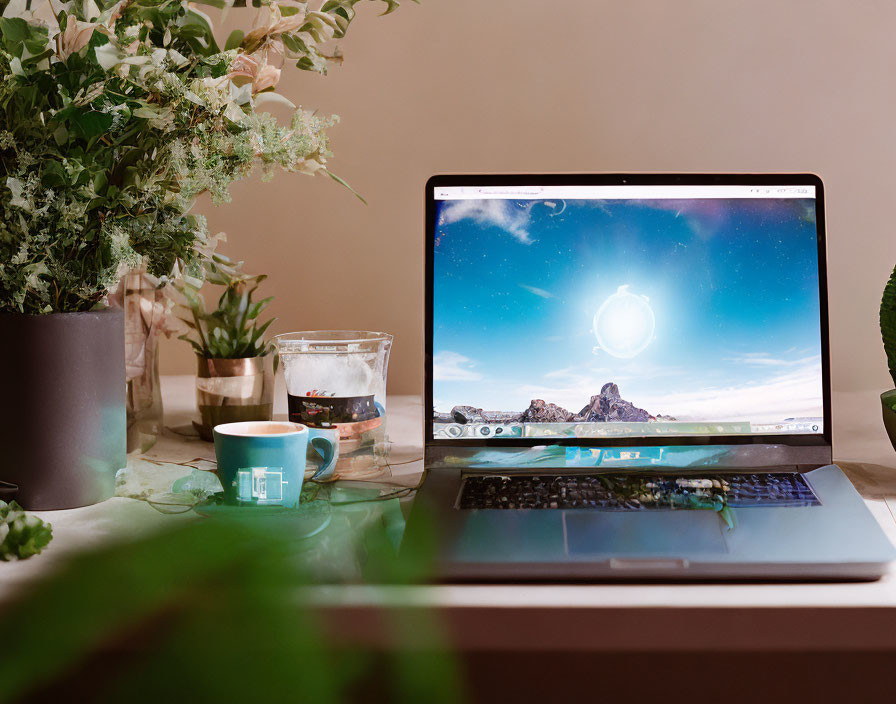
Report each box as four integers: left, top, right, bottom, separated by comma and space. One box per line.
308, 428, 338, 481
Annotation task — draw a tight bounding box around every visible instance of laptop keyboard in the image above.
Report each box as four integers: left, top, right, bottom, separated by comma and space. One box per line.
458, 472, 819, 510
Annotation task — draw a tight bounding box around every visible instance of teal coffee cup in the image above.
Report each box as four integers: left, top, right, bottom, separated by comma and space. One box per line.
213, 421, 338, 507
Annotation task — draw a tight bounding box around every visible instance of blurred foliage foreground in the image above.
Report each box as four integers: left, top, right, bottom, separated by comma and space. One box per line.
0, 492, 462, 703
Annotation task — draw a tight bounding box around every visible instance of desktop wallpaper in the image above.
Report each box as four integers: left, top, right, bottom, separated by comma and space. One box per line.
432, 196, 823, 431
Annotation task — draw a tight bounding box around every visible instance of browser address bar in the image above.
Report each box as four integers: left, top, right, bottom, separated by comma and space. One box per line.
476, 187, 544, 196
434, 185, 816, 200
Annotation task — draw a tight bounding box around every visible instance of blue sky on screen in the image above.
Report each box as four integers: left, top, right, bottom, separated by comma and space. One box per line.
432, 196, 823, 422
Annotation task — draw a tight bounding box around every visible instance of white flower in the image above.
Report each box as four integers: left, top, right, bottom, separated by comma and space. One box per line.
59, 20, 98, 60
253, 64, 280, 93
6, 177, 28, 210
94, 42, 122, 70
254, 92, 296, 111
227, 52, 283, 94
243, 4, 307, 47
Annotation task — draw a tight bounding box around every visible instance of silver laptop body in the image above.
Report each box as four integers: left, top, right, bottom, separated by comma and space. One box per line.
405, 173, 895, 581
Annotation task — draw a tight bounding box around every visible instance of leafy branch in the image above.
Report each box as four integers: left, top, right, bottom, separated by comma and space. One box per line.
0, 0, 411, 314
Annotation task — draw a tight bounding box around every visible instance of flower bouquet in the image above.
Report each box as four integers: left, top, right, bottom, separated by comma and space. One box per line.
0, 0, 408, 507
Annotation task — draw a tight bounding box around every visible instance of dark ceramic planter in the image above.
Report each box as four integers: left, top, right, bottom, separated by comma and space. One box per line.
0, 309, 125, 509
882, 390, 896, 453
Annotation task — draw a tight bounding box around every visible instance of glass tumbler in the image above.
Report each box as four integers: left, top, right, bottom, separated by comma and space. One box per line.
274, 331, 393, 478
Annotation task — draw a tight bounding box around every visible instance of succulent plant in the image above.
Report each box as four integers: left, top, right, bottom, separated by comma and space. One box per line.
177, 253, 275, 359
0, 500, 53, 561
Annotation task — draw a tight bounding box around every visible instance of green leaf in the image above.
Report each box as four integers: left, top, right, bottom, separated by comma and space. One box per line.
21, 48, 54, 67
0, 17, 33, 43
178, 333, 202, 351
327, 170, 367, 204
281, 33, 310, 56
41, 160, 67, 188
182, 10, 221, 54
52, 124, 69, 146
224, 29, 245, 51
205, 271, 230, 286
92, 171, 108, 194
23, 35, 49, 56
245, 296, 273, 320
295, 55, 326, 73
132, 106, 164, 119
719, 506, 736, 531
250, 317, 274, 345
70, 110, 114, 140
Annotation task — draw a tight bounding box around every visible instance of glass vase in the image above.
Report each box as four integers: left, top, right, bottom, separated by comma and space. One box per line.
121, 268, 166, 453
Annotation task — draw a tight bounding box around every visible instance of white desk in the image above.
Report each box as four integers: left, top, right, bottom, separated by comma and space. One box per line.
3, 378, 896, 653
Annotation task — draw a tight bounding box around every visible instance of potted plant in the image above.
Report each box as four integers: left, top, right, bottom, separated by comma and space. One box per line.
880, 267, 896, 449
0, 0, 408, 507
177, 252, 275, 440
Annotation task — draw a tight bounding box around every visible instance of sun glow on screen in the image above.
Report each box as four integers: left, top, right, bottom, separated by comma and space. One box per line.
592, 285, 656, 359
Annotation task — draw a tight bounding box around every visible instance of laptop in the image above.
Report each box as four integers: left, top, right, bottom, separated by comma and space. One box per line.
404, 173, 896, 581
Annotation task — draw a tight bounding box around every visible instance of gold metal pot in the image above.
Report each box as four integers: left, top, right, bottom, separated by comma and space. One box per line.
195, 356, 274, 441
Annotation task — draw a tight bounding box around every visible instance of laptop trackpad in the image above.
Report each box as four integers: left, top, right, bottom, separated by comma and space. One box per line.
564, 511, 728, 556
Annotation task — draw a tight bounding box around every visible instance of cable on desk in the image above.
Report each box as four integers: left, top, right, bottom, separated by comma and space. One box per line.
133, 455, 427, 512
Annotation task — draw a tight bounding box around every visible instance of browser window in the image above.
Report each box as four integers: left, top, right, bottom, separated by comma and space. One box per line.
430, 183, 824, 440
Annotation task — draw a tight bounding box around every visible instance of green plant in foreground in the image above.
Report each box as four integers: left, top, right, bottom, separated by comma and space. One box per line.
0, 506, 463, 703
177, 251, 275, 358
0, 500, 52, 560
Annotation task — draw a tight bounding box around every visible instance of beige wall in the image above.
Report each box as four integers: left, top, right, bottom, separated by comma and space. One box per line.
160, 0, 896, 397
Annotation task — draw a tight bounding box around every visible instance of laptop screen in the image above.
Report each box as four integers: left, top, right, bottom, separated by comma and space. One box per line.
428, 178, 826, 442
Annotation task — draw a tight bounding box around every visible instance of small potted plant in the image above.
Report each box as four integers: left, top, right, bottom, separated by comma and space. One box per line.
177, 253, 276, 441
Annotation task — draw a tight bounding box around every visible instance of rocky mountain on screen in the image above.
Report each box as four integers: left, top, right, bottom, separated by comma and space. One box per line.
438, 382, 666, 424
574, 382, 653, 423
520, 399, 576, 423
450, 405, 525, 424
450, 405, 486, 424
